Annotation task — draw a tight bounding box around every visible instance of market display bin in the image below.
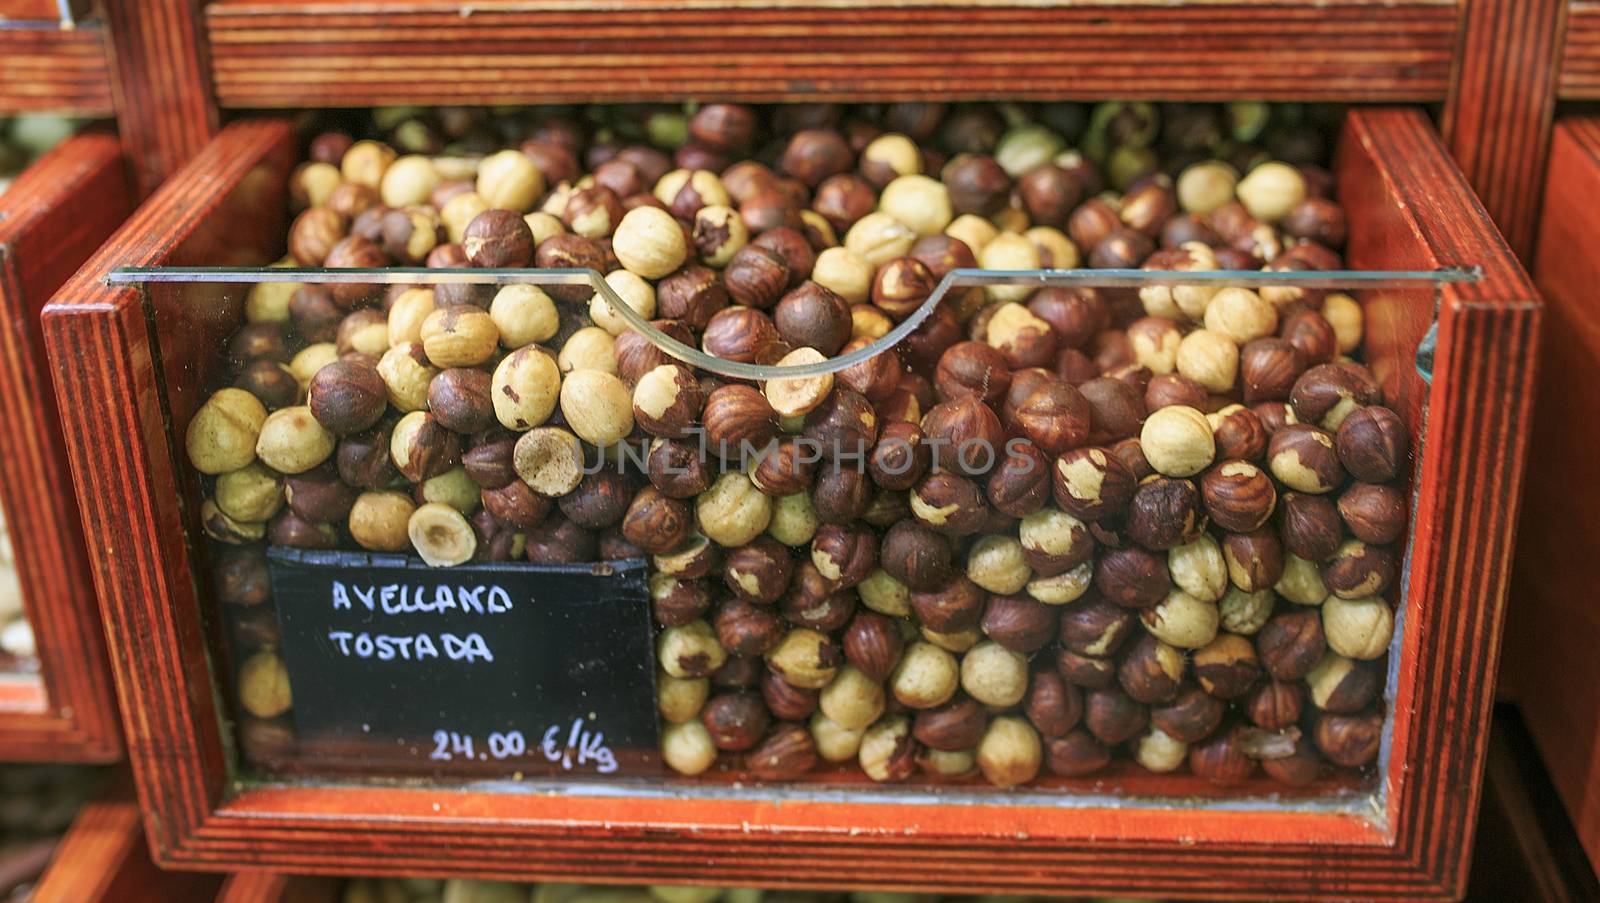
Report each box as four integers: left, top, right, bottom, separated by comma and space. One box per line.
26, 788, 223, 903
0, 128, 128, 762
39, 106, 1536, 901
1505, 114, 1600, 876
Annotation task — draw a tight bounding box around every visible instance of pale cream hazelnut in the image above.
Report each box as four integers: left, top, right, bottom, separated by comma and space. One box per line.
348, 490, 416, 552
417, 466, 480, 514
406, 501, 477, 567
201, 499, 264, 544
976, 715, 1041, 787
890, 641, 958, 709
945, 214, 998, 254
614, 206, 688, 278
844, 212, 916, 267
1134, 726, 1189, 773
960, 641, 1029, 708
1130, 318, 1182, 374
1176, 328, 1239, 393
863, 133, 922, 180
513, 426, 585, 496
799, 210, 837, 247
819, 664, 887, 731
965, 534, 1032, 595
592, 269, 658, 335
238, 651, 292, 718
767, 491, 820, 547
492, 346, 561, 430
811, 247, 875, 304
1218, 586, 1275, 635
764, 627, 839, 689
1025, 560, 1094, 605
764, 348, 835, 417
661, 720, 718, 775
1306, 652, 1363, 710
921, 747, 976, 778
294, 163, 340, 209
214, 461, 284, 523
1176, 160, 1239, 215
255, 405, 335, 474
1322, 293, 1364, 354
289, 343, 339, 388
1025, 225, 1079, 269
657, 672, 710, 724
442, 192, 491, 244
557, 327, 618, 375
1204, 287, 1278, 345
1277, 553, 1330, 605
1142, 589, 1221, 649
977, 232, 1041, 303
490, 284, 561, 348
525, 211, 565, 247
880, 174, 953, 237
187, 388, 268, 474
858, 715, 914, 782
1322, 596, 1394, 660
857, 568, 912, 617
1237, 161, 1307, 222
1139, 241, 1219, 322
476, 148, 545, 212
657, 620, 727, 679
690, 473, 768, 549
921, 623, 982, 653
245, 279, 298, 324
1140, 405, 1216, 477
387, 288, 438, 347
421, 306, 499, 368
379, 154, 439, 207
693, 204, 748, 267
340, 139, 396, 189
559, 369, 633, 446
985, 302, 1053, 364
377, 343, 439, 413
1169, 535, 1228, 602
653, 169, 729, 209
809, 711, 865, 762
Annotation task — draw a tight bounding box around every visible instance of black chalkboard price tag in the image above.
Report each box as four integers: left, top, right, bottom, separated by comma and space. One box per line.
265, 548, 658, 777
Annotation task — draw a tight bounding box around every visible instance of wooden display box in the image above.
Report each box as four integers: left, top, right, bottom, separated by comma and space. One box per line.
1507, 115, 1600, 876
0, 19, 112, 116
38, 107, 1537, 901
26, 788, 222, 903
0, 130, 128, 762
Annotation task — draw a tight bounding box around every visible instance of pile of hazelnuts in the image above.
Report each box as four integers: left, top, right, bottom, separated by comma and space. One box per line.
187, 101, 1404, 790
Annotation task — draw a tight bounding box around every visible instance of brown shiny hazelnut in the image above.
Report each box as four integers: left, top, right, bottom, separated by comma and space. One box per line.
652, 531, 719, 579
750, 438, 818, 496
739, 188, 803, 236
621, 487, 693, 555
282, 466, 356, 524
1051, 446, 1137, 522
1118, 634, 1184, 704
714, 598, 785, 657
1192, 633, 1262, 699
703, 307, 783, 366
810, 462, 873, 525
1089, 330, 1136, 375
614, 320, 696, 385
424, 368, 493, 435
1268, 424, 1344, 494
981, 593, 1058, 653
898, 303, 962, 375
1278, 491, 1343, 562
1151, 684, 1226, 743
1261, 734, 1324, 787
1257, 609, 1326, 681
719, 536, 792, 605
935, 341, 1012, 406
593, 159, 646, 199
1055, 649, 1116, 689
1336, 406, 1408, 483
462, 208, 534, 267
336, 423, 399, 490
700, 691, 770, 752
761, 671, 820, 721
1089, 227, 1154, 269
813, 173, 877, 231
1280, 310, 1339, 367
1010, 379, 1090, 458
651, 577, 712, 629
748, 722, 819, 780
1321, 541, 1397, 600
268, 509, 338, 549
920, 397, 1006, 477
390, 412, 460, 482
909, 575, 986, 633
1282, 197, 1347, 248
1240, 338, 1305, 403
289, 285, 342, 343
1244, 679, 1304, 731
1126, 477, 1205, 551
881, 521, 954, 590
1016, 163, 1083, 227
862, 487, 911, 529
525, 512, 598, 563
1092, 546, 1169, 609
534, 233, 606, 302
1306, 652, 1383, 713
913, 695, 986, 751
1145, 373, 1207, 412
1189, 722, 1257, 784
646, 436, 713, 500
1253, 400, 1296, 435
1290, 362, 1382, 430
836, 336, 902, 403
942, 153, 1011, 215
1314, 710, 1383, 768
1079, 377, 1146, 444
1023, 671, 1083, 739
687, 103, 757, 153
1210, 405, 1269, 462
842, 611, 904, 683
986, 442, 1053, 518
481, 478, 550, 529
779, 129, 853, 187
780, 566, 857, 633
323, 236, 387, 307
657, 265, 730, 331
1030, 288, 1108, 352
1059, 595, 1137, 657
631, 364, 703, 439
1045, 729, 1111, 777
1084, 687, 1149, 745
811, 522, 879, 588
773, 281, 851, 356
870, 256, 938, 321
754, 227, 817, 284
723, 245, 792, 309
909, 470, 988, 536
229, 322, 292, 367
712, 654, 763, 688
702, 384, 779, 459
802, 388, 880, 460
1338, 482, 1406, 546
557, 471, 633, 530
1223, 527, 1285, 593
909, 233, 977, 283
288, 206, 347, 266
307, 358, 386, 436
1200, 460, 1276, 532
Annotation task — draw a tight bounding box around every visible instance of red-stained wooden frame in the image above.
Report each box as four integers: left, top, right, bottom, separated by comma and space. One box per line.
216, 872, 340, 903
0, 129, 128, 762
27, 786, 223, 903
37, 107, 1537, 900
0, 20, 114, 116
1506, 116, 1600, 875
1564, 1, 1600, 97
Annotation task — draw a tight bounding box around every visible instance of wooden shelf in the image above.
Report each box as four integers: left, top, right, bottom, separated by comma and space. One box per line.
204, 0, 1459, 107
1564, 1, 1600, 97
0, 21, 112, 116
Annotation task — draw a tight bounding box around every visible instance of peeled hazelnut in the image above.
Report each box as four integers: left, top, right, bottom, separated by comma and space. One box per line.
1306, 652, 1383, 713
659, 620, 729, 680
389, 414, 461, 485
1052, 447, 1136, 521
1134, 726, 1190, 774
613, 205, 687, 279
696, 471, 773, 547
818, 664, 886, 733
512, 426, 584, 497
420, 305, 498, 368
1335, 405, 1408, 483
1338, 482, 1406, 545
1268, 424, 1343, 494
1168, 534, 1228, 602
1257, 609, 1327, 680
1218, 586, 1274, 636
1322, 595, 1395, 660
858, 716, 918, 783
255, 405, 337, 475
890, 641, 960, 709
1277, 552, 1331, 605
1141, 589, 1220, 649
661, 721, 717, 776
976, 716, 1042, 787
880, 174, 953, 237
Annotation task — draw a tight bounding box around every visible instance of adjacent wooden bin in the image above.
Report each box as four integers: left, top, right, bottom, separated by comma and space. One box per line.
35, 105, 1538, 901
25, 787, 222, 903
0, 129, 129, 762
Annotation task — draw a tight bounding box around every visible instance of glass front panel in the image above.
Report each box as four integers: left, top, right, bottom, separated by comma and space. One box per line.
122, 102, 1466, 814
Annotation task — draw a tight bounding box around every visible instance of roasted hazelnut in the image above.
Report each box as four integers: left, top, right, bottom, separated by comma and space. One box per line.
1188, 722, 1257, 784
1290, 362, 1382, 431
913, 695, 987, 751
749, 438, 817, 496
712, 597, 784, 657
1125, 477, 1205, 551
322, 236, 387, 306
1118, 634, 1184, 704
1256, 609, 1326, 681
778, 129, 853, 187
1059, 595, 1137, 657
1314, 710, 1383, 768
1306, 652, 1382, 713
859, 716, 919, 783
934, 341, 1012, 407
460, 208, 534, 268
761, 670, 821, 721
1321, 539, 1396, 601
898, 303, 962, 375
1141, 588, 1220, 649
985, 442, 1052, 518
812, 174, 877, 232
973, 593, 1053, 653
1089, 227, 1154, 269
940, 153, 1010, 216
908, 470, 988, 537
699, 691, 771, 752
810, 521, 878, 589
773, 281, 851, 356
723, 245, 792, 309
481, 479, 550, 529
917, 397, 1003, 477
1276, 491, 1342, 562
809, 462, 872, 525
1082, 546, 1164, 611
658, 619, 729, 680
1338, 482, 1406, 545
645, 437, 712, 500
702, 384, 779, 459
1191, 633, 1261, 699
754, 227, 817, 283
1207, 405, 1267, 462
1199, 460, 1276, 533
334, 308, 388, 358
817, 664, 887, 733
1051, 446, 1137, 522
835, 612, 902, 685
1150, 684, 1226, 743
1084, 687, 1149, 746
1268, 424, 1343, 494
655, 265, 729, 332
1045, 729, 1111, 777
1018, 672, 1081, 739
1239, 338, 1305, 404
748, 723, 820, 781
878, 521, 953, 591
799, 389, 879, 462
1050, 649, 1112, 691
909, 574, 985, 634
1080, 377, 1147, 444
301, 357, 384, 437
1145, 373, 1208, 412
1283, 196, 1347, 248
1335, 406, 1408, 483
1280, 310, 1339, 367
